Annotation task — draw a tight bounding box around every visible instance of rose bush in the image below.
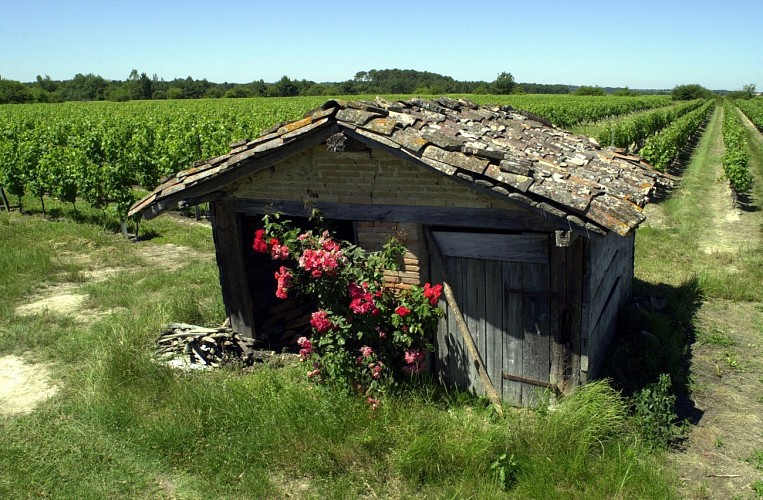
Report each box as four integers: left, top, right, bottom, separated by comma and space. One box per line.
254, 213, 443, 403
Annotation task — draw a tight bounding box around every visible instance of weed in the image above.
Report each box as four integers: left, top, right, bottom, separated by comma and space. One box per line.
723, 351, 743, 371
0, 203, 680, 499
747, 450, 763, 470
751, 479, 763, 497
490, 453, 519, 491
631, 374, 682, 448
715, 437, 724, 448
697, 326, 735, 347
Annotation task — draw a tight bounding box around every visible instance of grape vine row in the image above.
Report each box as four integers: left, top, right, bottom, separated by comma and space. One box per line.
736, 97, 763, 132
722, 101, 753, 196
638, 100, 715, 171
574, 99, 706, 149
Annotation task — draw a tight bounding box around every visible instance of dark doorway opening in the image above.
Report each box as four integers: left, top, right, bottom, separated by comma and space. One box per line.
241, 214, 356, 351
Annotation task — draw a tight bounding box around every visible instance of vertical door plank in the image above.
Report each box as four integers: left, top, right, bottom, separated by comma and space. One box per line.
211, 202, 255, 338
445, 257, 466, 390
502, 261, 524, 405
520, 262, 551, 406
464, 257, 485, 394
432, 259, 450, 386
485, 259, 504, 401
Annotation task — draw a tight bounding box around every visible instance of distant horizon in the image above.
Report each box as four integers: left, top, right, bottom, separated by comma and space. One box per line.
2, 70, 731, 93
2, 0, 760, 92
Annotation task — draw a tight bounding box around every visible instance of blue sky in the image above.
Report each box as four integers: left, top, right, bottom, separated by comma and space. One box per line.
1, 0, 760, 91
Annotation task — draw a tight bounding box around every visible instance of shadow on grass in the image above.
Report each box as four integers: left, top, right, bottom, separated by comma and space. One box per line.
601, 276, 704, 425
736, 192, 758, 213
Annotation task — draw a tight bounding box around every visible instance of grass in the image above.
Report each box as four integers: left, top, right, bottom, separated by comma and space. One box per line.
748, 449, 763, 470
612, 102, 763, 497
697, 326, 735, 347
0, 195, 678, 499
6, 99, 763, 498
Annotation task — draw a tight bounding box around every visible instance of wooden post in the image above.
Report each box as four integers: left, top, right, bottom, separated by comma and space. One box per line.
424, 228, 504, 416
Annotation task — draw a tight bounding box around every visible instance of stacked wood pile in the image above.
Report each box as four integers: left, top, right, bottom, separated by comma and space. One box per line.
155, 323, 271, 368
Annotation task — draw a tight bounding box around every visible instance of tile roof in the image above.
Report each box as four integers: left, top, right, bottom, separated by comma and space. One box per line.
129, 97, 670, 236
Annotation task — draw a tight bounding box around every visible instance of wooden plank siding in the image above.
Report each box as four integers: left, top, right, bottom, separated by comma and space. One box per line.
432, 232, 549, 263
562, 237, 585, 391
485, 259, 504, 404
502, 261, 524, 404
520, 262, 551, 406
579, 232, 634, 382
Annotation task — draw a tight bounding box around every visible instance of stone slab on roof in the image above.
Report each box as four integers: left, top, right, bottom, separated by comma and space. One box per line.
129, 97, 671, 236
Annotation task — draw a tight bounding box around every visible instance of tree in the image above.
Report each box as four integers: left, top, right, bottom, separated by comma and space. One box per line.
492, 72, 516, 95
574, 85, 606, 96
727, 84, 756, 100
0, 79, 32, 104
138, 72, 153, 100
60, 73, 108, 101
672, 84, 712, 101
614, 86, 635, 97
166, 87, 183, 99
224, 85, 253, 98
266, 76, 299, 97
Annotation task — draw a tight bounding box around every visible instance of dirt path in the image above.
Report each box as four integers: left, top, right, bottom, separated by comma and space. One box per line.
669, 105, 763, 499
3, 238, 214, 418
0, 355, 59, 416
13, 243, 212, 320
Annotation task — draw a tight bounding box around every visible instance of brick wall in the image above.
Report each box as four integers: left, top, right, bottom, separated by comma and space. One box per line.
233, 146, 525, 211
355, 221, 429, 290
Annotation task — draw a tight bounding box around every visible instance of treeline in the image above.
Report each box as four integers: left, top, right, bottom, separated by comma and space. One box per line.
4, 68, 744, 105
0, 69, 579, 104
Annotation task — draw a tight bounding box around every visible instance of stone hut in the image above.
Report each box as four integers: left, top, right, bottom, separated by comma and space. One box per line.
129, 97, 666, 406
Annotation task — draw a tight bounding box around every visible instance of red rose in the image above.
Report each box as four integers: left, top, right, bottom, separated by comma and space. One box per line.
395, 306, 411, 317
252, 229, 268, 253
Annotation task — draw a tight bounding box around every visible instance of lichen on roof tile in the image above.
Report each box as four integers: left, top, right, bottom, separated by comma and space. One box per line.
336, 107, 383, 126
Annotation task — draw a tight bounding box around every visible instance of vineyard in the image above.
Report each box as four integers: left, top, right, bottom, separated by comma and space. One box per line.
572, 99, 705, 149
737, 96, 763, 131
638, 99, 715, 170
0, 94, 719, 223
722, 101, 753, 197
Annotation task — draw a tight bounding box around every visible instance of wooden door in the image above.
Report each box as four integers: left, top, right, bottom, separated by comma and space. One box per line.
430, 231, 552, 407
